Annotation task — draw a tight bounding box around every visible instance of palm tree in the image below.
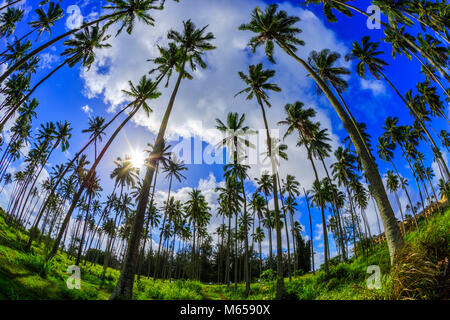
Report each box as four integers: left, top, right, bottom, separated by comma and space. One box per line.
386, 170, 406, 235
252, 226, 265, 276
185, 189, 211, 280
306, 0, 450, 82
0, 0, 163, 84
347, 36, 449, 180
236, 62, 286, 297
110, 20, 215, 300
302, 188, 315, 274
0, 24, 112, 131
48, 75, 161, 261
307, 48, 370, 158
155, 155, 187, 277
26, 97, 142, 252
81, 117, 107, 161
239, 4, 403, 264
0, 7, 23, 38
216, 112, 253, 295
279, 101, 331, 272
377, 136, 418, 229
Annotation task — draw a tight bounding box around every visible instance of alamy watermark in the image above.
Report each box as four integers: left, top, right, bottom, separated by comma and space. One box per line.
66, 265, 81, 290
366, 5, 381, 30
366, 265, 381, 290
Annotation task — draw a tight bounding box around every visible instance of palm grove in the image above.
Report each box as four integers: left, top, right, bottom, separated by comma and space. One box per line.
0, 0, 449, 300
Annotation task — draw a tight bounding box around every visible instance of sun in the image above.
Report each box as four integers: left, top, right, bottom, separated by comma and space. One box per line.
129, 149, 146, 169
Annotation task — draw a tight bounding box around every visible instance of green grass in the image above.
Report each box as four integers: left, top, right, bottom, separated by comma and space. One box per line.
0, 206, 448, 300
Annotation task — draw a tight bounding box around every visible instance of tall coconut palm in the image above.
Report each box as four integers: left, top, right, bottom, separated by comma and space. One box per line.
236, 62, 285, 297
110, 20, 215, 300
279, 101, 331, 272
216, 112, 253, 295
239, 4, 403, 264
155, 155, 187, 277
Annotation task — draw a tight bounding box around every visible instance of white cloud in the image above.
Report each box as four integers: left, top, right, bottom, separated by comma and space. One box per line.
360, 78, 386, 96
81, 104, 93, 115
80, 0, 349, 194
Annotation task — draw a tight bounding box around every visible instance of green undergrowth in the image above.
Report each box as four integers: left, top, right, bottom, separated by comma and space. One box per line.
0, 206, 448, 300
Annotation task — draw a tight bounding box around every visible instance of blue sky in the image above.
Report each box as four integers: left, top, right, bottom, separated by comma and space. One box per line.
0, 0, 448, 268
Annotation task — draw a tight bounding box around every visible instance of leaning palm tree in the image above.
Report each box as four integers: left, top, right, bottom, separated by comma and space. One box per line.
0, 24, 112, 131
346, 36, 449, 180
236, 63, 285, 298
48, 75, 161, 261
110, 20, 215, 300
239, 4, 404, 265
0, 0, 163, 84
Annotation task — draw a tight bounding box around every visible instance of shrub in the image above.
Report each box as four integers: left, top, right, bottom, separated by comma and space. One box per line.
20, 254, 54, 279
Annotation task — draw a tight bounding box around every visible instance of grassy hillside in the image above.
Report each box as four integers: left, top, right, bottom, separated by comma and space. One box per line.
0, 206, 448, 300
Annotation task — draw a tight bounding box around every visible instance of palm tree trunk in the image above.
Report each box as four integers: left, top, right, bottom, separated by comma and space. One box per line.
277, 174, 292, 281
255, 95, 284, 299
0, 0, 23, 11
280, 44, 404, 264
303, 188, 315, 275
109, 54, 188, 300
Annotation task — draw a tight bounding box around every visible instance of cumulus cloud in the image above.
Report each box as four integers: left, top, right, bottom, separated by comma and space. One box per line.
80, 0, 349, 192
360, 78, 386, 96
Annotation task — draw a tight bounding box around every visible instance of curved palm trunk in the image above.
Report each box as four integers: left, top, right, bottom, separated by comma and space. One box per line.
280, 44, 404, 264
402, 11, 450, 45
110, 55, 187, 300
0, 0, 24, 11
137, 163, 159, 280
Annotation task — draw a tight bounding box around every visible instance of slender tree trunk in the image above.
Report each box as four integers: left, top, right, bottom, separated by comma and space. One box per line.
303, 188, 315, 275
110, 55, 188, 300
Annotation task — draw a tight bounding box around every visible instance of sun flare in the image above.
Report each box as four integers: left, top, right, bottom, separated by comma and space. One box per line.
129, 149, 146, 169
